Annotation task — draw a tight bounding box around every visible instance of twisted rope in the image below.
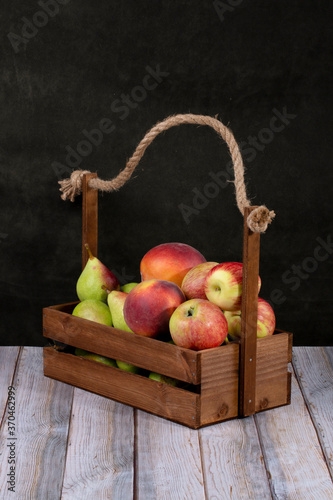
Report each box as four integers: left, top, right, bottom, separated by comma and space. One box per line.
59, 113, 275, 233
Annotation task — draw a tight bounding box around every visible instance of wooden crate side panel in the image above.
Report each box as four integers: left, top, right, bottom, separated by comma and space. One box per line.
199, 343, 240, 426
255, 333, 292, 412
43, 348, 200, 428
43, 307, 199, 384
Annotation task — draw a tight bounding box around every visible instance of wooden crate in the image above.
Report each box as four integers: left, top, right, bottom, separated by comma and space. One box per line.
43, 173, 292, 429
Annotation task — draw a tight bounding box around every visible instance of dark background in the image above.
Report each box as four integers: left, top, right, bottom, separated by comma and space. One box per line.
1, 0, 332, 346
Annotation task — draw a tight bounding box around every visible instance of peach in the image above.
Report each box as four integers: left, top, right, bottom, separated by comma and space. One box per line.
140, 242, 206, 288
123, 279, 185, 338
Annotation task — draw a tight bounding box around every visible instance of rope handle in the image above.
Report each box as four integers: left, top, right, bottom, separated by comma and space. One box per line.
59, 113, 275, 233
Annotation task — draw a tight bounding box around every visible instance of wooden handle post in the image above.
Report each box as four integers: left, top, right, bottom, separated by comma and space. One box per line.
82, 173, 98, 269
239, 206, 261, 416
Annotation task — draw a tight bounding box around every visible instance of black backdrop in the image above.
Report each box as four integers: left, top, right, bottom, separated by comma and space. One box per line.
1, 0, 332, 346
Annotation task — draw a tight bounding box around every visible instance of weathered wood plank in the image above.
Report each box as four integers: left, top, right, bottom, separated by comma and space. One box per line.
240, 206, 260, 417
43, 308, 199, 384
0, 347, 73, 499
61, 388, 134, 499
292, 346, 333, 479
255, 332, 291, 412
255, 367, 333, 499
136, 410, 205, 499
199, 417, 272, 499
0, 347, 20, 424
44, 348, 199, 428
200, 343, 239, 425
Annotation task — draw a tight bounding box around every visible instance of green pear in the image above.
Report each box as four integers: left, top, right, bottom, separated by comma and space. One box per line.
120, 282, 138, 293
106, 290, 134, 332
116, 360, 140, 373
149, 372, 178, 386
72, 299, 112, 326
75, 348, 117, 366
76, 244, 119, 302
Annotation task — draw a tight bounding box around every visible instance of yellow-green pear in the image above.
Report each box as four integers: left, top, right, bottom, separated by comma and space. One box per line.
76, 244, 119, 302
75, 348, 117, 366
116, 360, 140, 373
121, 282, 139, 293
106, 290, 134, 332
72, 299, 112, 326
149, 372, 178, 386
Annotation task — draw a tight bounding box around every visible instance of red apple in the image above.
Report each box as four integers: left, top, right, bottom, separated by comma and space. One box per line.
123, 279, 185, 338
224, 298, 276, 339
169, 299, 228, 350
205, 262, 261, 311
140, 242, 206, 287
181, 261, 219, 300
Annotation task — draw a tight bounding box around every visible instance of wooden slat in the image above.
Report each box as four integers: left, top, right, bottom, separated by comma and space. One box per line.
61, 388, 134, 499
255, 332, 292, 412
47, 302, 79, 313
199, 343, 239, 426
43, 307, 199, 384
292, 346, 333, 479
199, 417, 272, 499
0, 347, 73, 499
255, 367, 333, 499
136, 410, 205, 499
0, 347, 20, 423
44, 348, 200, 428
239, 206, 260, 417
82, 172, 98, 270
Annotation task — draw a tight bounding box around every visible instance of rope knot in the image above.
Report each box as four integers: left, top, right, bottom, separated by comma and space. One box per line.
58, 169, 92, 202
247, 205, 276, 233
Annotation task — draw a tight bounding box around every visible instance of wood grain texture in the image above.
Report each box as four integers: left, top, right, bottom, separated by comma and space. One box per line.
43, 307, 199, 384
0, 347, 20, 425
255, 368, 333, 499
199, 416, 271, 499
44, 348, 199, 428
61, 388, 134, 499
199, 343, 239, 426
0, 347, 73, 499
136, 410, 205, 499
239, 206, 261, 417
255, 333, 292, 412
292, 346, 333, 479
82, 172, 98, 270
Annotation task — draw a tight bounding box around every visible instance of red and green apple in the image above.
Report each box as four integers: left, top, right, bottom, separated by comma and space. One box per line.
169, 298, 228, 350
205, 262, 261, 311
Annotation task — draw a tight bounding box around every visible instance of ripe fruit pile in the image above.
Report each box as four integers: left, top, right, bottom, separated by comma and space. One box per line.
72, 242, 276, 380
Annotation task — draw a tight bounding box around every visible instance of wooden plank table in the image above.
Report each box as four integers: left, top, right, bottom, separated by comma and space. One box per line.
0, 347, 332, 499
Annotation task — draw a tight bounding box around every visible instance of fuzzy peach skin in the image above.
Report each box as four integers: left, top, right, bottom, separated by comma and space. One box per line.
224, 297, 276, 339
181, 261, 219, 300
169, 298, 228, 350
205, 262, 261, 311
123, 279, 185, 338
140, 242, 206, 288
